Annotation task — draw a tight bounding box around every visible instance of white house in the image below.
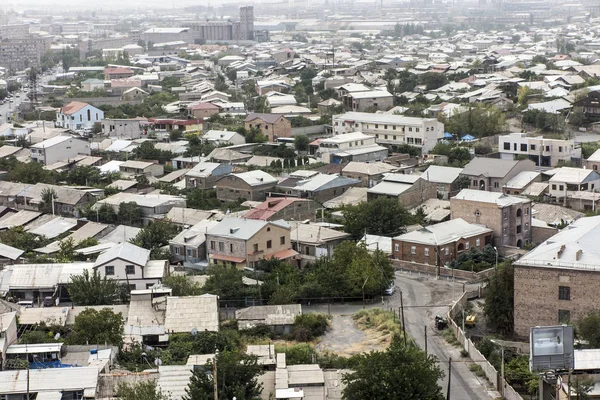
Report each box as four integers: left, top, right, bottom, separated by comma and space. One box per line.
332, 112, 444, 153
499, 132, 581, 167
202, 130, 246, 146
55, 101, 104, 131
548, 167, 600, 205
30, 135, 91, 165
93, 242, 167, 290
318, 132, 388, 163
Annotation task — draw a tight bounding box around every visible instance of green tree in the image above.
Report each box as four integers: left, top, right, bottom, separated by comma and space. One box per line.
67, 165, 102, 186
118, 202, 143, 226
39, 188, 58, 214
67, 269, 127, 306
131, 219, 178, 259
202, 265, 246, 301
419, 72, 448, 91
169, 129, 184, 141
8, 162, 54, 184
55, 237, 76, 262
342, 197, 412, 238
0, 227, 48, 253
116, 380, 171, 400
67, 308, 124, 346
569, 110, 588, 127
483, 262, 514, 335
441, 104, 506, 138
294, 134, 309, 151
342, 337, 444, 400
96, 203, 118, 224
162, 275, 203, 296
183, 351, 263, 400
579, 311, 600, 347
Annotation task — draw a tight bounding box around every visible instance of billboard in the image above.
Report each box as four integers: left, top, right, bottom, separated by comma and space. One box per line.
530, 325, 574, 372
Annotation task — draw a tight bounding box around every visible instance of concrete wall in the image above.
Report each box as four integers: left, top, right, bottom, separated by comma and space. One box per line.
66, 97, 143, 106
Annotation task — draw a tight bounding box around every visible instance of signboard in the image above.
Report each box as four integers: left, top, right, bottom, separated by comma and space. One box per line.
530, 325, 574, 372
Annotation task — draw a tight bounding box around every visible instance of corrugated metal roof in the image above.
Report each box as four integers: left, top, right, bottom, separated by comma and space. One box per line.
0, 366, 98, 395
452, 189, 530, 206
0, 210, 41, 230
94, 242, 150, 268
394, 218, 493, 246
157, 365, 194, 400
0, 243, 24, 260
29, 217, 78, 239
164, 295, 219, 333
0, 263, 93, 291
19, 307, 70, 326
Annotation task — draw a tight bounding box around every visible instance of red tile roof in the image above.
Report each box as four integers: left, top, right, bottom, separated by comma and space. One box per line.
189, 102, 220, 110
105, 67, 133, 75
244, 198, 309, 221
60, 101, 89, 115
210, 254, 246, 263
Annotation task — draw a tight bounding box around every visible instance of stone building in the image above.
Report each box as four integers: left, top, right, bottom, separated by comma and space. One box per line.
244, 113, 291, 142
215, 170, 278, 202
450, 189, 532, 248
513, 216, 600, 337
460, 158, 536, 192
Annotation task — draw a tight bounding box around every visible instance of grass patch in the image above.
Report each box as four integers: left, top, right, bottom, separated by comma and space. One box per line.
469, 363, 485, 377
353, 309, 402, 336
442, 328, 460, 347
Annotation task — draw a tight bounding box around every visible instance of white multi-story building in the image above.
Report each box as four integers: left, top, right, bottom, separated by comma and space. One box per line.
332, 112, 444, 153
317, 132, 388, 163
30, 135, 91, 165
499, 132, 581, 167
55, 101, 104, 131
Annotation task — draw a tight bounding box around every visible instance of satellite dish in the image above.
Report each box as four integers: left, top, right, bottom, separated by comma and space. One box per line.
191, 328, 198, 336
154, 358, 162, 367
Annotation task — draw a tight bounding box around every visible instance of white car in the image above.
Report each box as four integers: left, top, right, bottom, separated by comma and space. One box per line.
384, 282, 396, 296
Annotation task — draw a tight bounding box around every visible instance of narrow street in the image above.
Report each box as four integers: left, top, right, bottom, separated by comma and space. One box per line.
305, 270, 496, 399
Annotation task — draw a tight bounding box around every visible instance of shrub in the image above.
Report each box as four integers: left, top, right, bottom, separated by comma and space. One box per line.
290, 313, 330, 341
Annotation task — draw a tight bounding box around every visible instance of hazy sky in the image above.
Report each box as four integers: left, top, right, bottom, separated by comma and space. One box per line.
2, 0, 256, 10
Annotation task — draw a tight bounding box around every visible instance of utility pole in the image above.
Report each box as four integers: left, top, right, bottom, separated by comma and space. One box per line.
424, 326, 428, 357
446, 357, 452, 400
213, 351, 218, 400
400, 291, 406, 346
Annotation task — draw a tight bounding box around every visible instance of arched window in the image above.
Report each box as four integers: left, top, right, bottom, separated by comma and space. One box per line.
87, 109, 91, 121
516, 208, 522, 217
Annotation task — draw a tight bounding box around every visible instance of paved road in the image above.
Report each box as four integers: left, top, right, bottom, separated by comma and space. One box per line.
305, 271, 496, 399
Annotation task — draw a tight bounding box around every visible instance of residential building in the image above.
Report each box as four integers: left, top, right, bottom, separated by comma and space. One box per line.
498, 132, 581, 167
94, 192, 186, 218
16, 183, 98, 217
119, 160, 164, 177
0, 367, 99, 400
503, 171, 541, 196
30, 136, 91, 166
104, 66, 134, 80
392, 218, 493, 265
514, 216, 600, 337
347, 90, 393, 112
236, 304, 301, 334
368, 173, 438, 209
185, 162, 233, 189
215, 170, 278, 202
94, 242, 167, 290
55, 101, 104, 130
0, 35, 51, 71
584, 149, 600, 171
278, 173, 361, 204
205, 218, 297, 269
332, 112, 444, 153
317, 132, 388, 164
0, 243, 24, 268
421, 165, 464, 199
341, 161, 398, 188
244, 113, 291, 142
460, 158, 536, 192
189, 103, 220, 119
170, 220, 219, 266
572, 90, 600, 122
548, 167, 600, 211
101, 118, 146, 138
290, 223, 350, 265
202, 130, 246, 146
244, 198, 317, 222
450, 189, 532, 248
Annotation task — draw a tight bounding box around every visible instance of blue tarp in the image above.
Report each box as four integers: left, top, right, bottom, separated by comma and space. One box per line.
443, 132, 453, 139
461, 134, 476, 141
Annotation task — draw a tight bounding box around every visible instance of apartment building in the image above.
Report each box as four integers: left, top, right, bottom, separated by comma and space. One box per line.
317, 132, 388, 163
548, 167, 600, 211
513, 216, 600, 337
499, 132, 581, 167
0, 35, 51, 71
450, 189, 532, 248
332, 112, 444, 153
30, 136, 91, 166
206, 218, 296, 269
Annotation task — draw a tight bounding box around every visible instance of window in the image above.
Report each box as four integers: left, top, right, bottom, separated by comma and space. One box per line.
445, 248, 449, 255
516, 225, 522, 234
384, 125, 388, 129
494, 182, 499, 188
230, 243, 234, 252
253, 243, 259, 253
415, 128, 419, 132
473, 180, 478, 187
558, 309, 570, 323
424, 248, 429, 256
175, 247, 180, 255
476, 238, 481, 246
465, 241, 470, 249
210, 241, 215, 250
375, 124, 379, 128
267, 240, 272, 249
394, 243, 399, 252
125, 265, 135, 275
530, 144, 536, 150
559, 286, 571, 300
516, 208, 522, 217
411, 246, 416, 255
105, 265, 114, 275
513, 143, 517, 151
218, 242, 224, 251
525, 208, 529, 215
393, 126, 397, 130
546, 146, 550, 151
559, 146, 563, 152
552, 184, 557, 190
384, 135, 388, 139
280, 236, 286, 245
520, 143, 527, 151
559, 185, 564, 191
503, 142, 510, 150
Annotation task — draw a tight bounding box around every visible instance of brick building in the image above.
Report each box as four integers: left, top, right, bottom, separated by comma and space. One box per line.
244, 113, 291, 142
514, 216, 600, 337
392, 218, 493, 265
368, 174, 438, 209
215, 170, 278, 202
460, 158, 536, 192
244, 198, 317, 222
450, 189, 532, 248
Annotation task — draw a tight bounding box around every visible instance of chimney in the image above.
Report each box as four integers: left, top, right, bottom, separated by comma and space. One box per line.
557, 244, 566, 258
576, 249, 583, 261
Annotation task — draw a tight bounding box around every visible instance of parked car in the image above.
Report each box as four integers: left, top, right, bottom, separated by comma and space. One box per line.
384, 281, 396, 295
43, 296, 55, 307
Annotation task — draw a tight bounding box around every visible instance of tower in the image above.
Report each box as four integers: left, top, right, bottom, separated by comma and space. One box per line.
239, 6, 254, 41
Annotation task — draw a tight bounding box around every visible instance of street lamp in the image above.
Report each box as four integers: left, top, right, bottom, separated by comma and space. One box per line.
493, 246, 498, 270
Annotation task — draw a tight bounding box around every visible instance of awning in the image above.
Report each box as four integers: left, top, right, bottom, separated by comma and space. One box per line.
210, 254, 246, 263
443, 132, 453, 139
268, 249, 299, 260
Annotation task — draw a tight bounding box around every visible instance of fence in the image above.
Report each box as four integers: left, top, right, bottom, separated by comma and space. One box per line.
392, 259, 495, 282
448, 292, 523, 400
